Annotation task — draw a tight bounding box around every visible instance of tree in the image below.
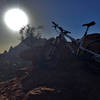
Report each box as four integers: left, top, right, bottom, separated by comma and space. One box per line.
19, 25, 43, 42
19, 27, 25, 41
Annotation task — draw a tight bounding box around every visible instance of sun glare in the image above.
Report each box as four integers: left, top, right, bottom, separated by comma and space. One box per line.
4, 8, 29, 32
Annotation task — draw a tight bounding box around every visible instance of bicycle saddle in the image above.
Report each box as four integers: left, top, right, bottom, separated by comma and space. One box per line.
82, 21, 96, 27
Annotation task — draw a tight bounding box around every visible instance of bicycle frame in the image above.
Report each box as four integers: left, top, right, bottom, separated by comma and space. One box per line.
76, 21, 100, 63
52, 21, 76, 54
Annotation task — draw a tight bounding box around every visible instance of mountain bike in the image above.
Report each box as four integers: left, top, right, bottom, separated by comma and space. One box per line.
77, 21, 100, 63
42, 22, 76, 68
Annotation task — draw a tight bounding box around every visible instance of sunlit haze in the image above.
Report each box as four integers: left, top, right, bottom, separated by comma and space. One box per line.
4, 8, 29, 32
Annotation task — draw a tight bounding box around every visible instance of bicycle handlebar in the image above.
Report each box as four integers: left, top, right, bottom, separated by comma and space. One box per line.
52, 21, 71, 34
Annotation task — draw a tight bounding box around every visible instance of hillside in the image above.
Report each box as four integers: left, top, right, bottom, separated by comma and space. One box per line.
0, 33, 100, 100
0, 36, 47, 81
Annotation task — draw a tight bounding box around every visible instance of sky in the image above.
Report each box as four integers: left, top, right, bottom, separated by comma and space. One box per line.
0, 0, 100, 53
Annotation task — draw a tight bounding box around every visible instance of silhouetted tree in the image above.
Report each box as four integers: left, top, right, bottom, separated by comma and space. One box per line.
19, 27, 25, 41
19, 25, 43, 42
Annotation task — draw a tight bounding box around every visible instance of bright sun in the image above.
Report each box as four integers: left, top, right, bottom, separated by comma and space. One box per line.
4, 8, 29, 32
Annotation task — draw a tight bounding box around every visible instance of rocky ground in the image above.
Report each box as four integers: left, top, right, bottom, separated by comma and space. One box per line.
0, 54, 100, 100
